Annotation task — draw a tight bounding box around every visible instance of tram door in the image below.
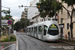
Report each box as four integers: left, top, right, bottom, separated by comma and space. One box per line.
38, 26, 42, 39
41, 25, 48, 40
33, 27, 35, 37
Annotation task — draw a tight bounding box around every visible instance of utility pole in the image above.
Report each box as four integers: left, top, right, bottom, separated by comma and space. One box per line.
1, 6, 11, 41
0, 0, 1, 38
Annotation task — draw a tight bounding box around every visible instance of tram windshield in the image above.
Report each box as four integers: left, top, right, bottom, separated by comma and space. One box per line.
48, 24, 59, 35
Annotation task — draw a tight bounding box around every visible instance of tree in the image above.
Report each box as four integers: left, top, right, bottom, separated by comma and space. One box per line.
2, 10, 12, 20
1, 16, 5, 20
2, 10, 10, 15
36, 0, 62, 18
20, 18, 30, 28
14, 18, 30, 31
4, 15, 12, 20
2, 10, 15, 30
14, 21, 21, 31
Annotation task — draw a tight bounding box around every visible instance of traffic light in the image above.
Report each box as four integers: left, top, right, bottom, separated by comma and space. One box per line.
38, 5, 40, 8
21, 5, 23, 7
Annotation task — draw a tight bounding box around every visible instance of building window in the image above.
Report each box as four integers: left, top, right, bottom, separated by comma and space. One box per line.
67, 23, 69, 29
61, 9, 63, 15
73, 11, 75, 17
61, 18, 63, 23
72, 23, 73, 29
67, 14, 69, 18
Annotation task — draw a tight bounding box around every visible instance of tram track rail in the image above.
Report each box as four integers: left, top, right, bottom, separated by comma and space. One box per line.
22, 35, 46, 50
18, 35, 28, 50
17, 33, 75, 50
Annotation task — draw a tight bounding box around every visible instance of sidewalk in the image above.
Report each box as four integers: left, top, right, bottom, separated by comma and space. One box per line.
59, 38, 75, 46
0, 42, 16, 50
0, 30, 17, 50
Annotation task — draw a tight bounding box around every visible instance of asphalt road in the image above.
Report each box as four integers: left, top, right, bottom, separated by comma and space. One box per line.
16, 32, 75, 50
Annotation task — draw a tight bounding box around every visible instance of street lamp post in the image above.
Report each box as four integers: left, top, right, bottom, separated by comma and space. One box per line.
0, 0, 1, 38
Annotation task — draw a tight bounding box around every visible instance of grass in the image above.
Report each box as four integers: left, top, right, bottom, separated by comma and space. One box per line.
0, 36, 7, 42
0, 35, 16, 42
59, 38, 75, 44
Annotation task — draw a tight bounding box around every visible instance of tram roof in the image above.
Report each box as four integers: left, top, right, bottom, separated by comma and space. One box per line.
27, 20, 58, 28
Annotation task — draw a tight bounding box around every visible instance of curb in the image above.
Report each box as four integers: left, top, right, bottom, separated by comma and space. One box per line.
1, 44, 15, 50
0, 42, 16, 44
1, 46, 4, 50
16, 39, 18, 50
14, 30, 18, 50
59, 40, 75, 46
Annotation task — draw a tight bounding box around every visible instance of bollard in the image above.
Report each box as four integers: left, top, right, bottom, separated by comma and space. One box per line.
14, 30, 16, 35
65, 34, 67, 39
1, 46, 4, 50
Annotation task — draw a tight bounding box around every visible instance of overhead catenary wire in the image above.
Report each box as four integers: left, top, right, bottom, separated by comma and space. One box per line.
26, 0, 29, 6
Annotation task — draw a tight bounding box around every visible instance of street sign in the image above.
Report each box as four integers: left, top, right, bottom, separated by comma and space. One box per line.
7, 20, 12, 25
1, 20, 8, 25
59, 24, 64, 28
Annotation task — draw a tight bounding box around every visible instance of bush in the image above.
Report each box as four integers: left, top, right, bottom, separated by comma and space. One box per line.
0, 40, 4, 42
0, 35, 16, 42
10, 35, 16, 42
3, 37, 9, 42
1, 32, 5, 36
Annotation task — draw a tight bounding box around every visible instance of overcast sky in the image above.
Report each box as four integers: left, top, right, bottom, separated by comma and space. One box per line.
2, 0, 33, 23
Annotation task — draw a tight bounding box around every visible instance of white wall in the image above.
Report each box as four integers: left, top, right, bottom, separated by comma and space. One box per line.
28, 0, 39, 19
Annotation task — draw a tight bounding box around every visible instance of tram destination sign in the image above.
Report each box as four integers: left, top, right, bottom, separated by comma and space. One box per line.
50, 24, 56, 28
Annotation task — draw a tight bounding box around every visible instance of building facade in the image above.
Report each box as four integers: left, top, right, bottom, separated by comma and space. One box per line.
58, 1, 75, 38
28, 0, 39, 19
21, 8, 28, 18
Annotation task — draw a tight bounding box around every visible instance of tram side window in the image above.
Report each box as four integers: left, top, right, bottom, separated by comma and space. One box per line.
32, 27, 33, 33
30, 28, 32, 33
29, 28, 30, 33
28, 28, 29, 32
39, 26, 42, 34
34, 27, 35, 33
31, 28, 32, 33
44, 25, 48, 35
30, 28, 31, 32
27, 28, 28, 32
34, 27, 37, 33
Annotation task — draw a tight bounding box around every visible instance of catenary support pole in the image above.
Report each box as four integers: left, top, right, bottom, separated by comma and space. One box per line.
0, 0, 1, 38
